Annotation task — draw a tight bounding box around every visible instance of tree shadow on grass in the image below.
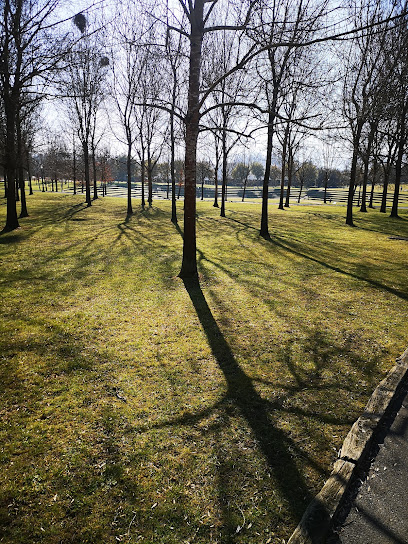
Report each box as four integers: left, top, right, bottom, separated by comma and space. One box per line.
182, 277, 314, 521
61, 202, 89, 222
268, 234, 408, 301
226, 215, 408, 302
0, 232, 23, 243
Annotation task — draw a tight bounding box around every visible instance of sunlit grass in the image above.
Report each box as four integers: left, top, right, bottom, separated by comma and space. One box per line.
1, 193, 407, 543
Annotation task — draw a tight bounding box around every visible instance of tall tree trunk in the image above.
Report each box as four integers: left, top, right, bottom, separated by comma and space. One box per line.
360, 124, 375, 213
213, 143, 219, 208
141, 149, 146, 209
323, 171, 328, 203
284, 147, 293, 208
83, 141, 92, 207
28, 170, 32, 195
170, 118, 177, 223
126, 141, 133, 215
391, 107, 407, 218
169, 52, 178, 223
4, 95, 20, 231
391, 139, 404, 218
92, 147, 98, 200
18, 169, 28, 217
147, 144, 153, 208
380, 167, 389, 213
72, 135, 77, 195
346, 122, 363, 226
27, 152, 33, 195
2, 0, 20, 231
278, 127, 289, 210
368, 160, 377, 209
179, 1, 204, 279
360, 159, 368, 212
220, 127, 227, 218
260, 110, 275, 238
17, 117, 28, 218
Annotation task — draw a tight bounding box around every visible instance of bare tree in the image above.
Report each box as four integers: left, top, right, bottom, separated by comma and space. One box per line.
16, 97, 41, 215
165, 13, 186, 223
42, 134, 70, 192
231, 157, 250, 201
203, 28, 254, 217
167, 0, 258, 279
388, 11, 408, 218
0, 0, 65, 230
252, 0, 327, 237
321, 138, 336, 204
61, 12, 109, 207
110, 2, 150, 215
341, 0, 403, 225
376, 120, 398, 213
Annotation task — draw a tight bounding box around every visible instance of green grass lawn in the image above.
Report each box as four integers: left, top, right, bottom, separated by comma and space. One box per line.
1, 193, 407, 544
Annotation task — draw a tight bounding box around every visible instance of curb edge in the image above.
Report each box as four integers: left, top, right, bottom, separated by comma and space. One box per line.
287, 347, 408, 544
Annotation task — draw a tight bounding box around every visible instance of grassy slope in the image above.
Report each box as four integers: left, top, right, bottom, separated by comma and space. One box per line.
1, 193, 407, 544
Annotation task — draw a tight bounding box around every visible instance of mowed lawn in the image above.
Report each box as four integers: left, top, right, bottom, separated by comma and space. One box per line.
1, 193, 407, 544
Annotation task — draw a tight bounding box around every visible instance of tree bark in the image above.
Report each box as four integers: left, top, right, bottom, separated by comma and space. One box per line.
284, 146, 293, 208
73, 142, 77, 195
126, 140, 133, 215
92, 149, 98, 200
83, 141, 92, 207
4, 94, 20, 231
279, 125, 289, 210
220, 127, 227, 218
147, 146, 153, 208
368, 159, 377, 209
17, 115, 28, 218
179, 1, 204, 279
346, 122, 363, 226
360, 160, 368, 213
360, 124, 375, 213
28, 167, 33, 195
213, 139, 219, 208
380, 170, 389, 213
260, 110, 275, 238
170, 114, 177, 223
323, 171, 328, 204
391, 139, 404, 218
391, 106, 407, 218
141, 146, 146, 209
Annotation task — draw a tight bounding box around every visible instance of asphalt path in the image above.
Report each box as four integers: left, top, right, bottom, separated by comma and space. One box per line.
333, 389, 408, 544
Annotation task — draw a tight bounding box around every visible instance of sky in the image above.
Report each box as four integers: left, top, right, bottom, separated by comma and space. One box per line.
40, 0, 356, 171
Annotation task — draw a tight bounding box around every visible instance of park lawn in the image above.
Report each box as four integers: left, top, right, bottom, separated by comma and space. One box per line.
0, 192, 407, 544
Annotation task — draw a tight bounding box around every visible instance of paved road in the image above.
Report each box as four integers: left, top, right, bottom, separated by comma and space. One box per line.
333, 389, 408, 544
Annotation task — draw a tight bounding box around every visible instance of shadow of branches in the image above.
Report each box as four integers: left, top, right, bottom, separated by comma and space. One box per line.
182, 277, 314, 519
